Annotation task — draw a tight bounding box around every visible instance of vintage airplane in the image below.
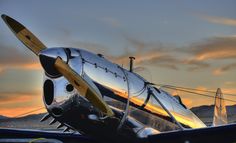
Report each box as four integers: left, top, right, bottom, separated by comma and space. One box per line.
1, 14, 236, 143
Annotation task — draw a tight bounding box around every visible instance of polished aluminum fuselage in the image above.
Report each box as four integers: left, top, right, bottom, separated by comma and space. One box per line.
41, 47, 206, 136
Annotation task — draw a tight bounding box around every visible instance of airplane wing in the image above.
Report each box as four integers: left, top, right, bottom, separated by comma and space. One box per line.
148, 123, 236, 143
2, 124, 236, 143
0, 128, 96, 143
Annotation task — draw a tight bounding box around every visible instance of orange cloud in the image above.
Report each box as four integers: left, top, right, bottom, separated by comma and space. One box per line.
183, 87, 236, 107
110, 51, 164, 65
194, 49, 236, 61
21, 63, 41, 70
0, 90, 44, 117
222, 88, 236, 95
188, 37, 236, 61
213, 69, 223, 75
0, 67, 3, 74
0, 95, 32, 105
71, 36, 235, 72
108, 36, 236, 72
200, 15, 236, 26
166, 86, 224, 108
107, 38, 182, 70
224, 81, 236, 86
0, 106, 46, 117
194, 86, 209, 94
181, 98, 193, 107
180, 36, 236, 72
213, 63, 236, 76
0, 62, 42, 73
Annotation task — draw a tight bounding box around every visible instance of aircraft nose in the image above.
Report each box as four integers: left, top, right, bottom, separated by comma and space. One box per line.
39, 48, 68, 78
39, 54, 61, 77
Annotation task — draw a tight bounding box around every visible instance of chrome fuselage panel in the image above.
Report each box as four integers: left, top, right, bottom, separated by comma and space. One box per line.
78, 48, 206, 128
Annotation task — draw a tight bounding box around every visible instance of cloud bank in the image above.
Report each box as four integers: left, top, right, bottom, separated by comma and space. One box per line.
200, 15, 236, 26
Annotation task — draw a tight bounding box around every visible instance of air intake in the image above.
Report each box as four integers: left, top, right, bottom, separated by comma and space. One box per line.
43, 79, 54, 105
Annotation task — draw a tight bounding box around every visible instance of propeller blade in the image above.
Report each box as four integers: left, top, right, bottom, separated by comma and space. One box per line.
1, 14, 46, 55
40, 113, 50, 122
54, 57, 114, 116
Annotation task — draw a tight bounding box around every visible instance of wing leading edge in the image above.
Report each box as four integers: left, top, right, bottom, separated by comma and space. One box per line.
148, 123, 236, 143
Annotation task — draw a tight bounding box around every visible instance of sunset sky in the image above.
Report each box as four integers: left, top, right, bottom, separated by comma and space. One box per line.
0, 0, 236, 117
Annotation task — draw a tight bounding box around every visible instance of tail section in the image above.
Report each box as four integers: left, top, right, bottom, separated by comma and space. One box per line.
212, 88, 228, 126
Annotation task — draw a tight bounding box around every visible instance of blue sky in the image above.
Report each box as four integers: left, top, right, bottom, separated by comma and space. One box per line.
0, 0, 236, 116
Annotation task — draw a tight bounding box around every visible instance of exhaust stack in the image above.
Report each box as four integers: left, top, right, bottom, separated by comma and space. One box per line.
129, 57, 135, 72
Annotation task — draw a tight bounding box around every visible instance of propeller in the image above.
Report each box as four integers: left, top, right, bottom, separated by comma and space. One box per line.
1, 14, 114, 117
1, 14, 46, 55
